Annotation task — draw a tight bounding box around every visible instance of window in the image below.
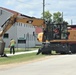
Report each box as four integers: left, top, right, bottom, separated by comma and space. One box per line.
0, 10, 2, 15
21, 23, 22, 26
3, 33, 9, 38
18, 39, 26, 44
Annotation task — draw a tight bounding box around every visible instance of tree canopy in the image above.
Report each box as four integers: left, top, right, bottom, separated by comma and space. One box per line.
41, 10, 68, 24
41, 10, 52, 22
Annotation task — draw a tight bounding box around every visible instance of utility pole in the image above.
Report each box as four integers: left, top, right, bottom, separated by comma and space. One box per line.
43, 0, 45, 20
42, 0, 45, 42
62, 12, 63, 23
71, 19, 73, 25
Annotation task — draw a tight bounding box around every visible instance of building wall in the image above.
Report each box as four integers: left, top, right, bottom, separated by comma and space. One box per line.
3, 24, 17, 47
16, 22, 35, 48
0, 7, 36, 48
0, 8, 13, 26
3, 22, 36, 48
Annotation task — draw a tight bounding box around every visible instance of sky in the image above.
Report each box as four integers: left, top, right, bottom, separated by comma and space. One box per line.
0, 0, 76, 25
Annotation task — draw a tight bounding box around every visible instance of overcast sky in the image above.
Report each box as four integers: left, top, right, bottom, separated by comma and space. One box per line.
0, 0, 76, 25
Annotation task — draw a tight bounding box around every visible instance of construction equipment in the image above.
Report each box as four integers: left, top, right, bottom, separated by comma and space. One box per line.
0, 13, 45, 37
0, 13, 45, 57
37, 21, 76, 55
1, 13, 76, 56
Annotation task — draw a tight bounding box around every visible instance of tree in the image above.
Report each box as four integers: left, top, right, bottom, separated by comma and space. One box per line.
53, 12, 68, 24
53, 12, 63, 23
41, 11, 68, 24
41, 10, 52, 22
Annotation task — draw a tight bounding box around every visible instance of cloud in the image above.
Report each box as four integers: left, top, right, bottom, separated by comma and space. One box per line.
5, 0, 16, 5
1, 0, 76, 24
11, 0, 43, 17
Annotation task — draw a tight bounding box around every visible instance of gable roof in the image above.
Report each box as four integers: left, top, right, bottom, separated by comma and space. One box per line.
0, 7, 19, 14
0, 7, 32, 18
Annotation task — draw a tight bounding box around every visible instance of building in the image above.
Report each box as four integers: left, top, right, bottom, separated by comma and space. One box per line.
35, 26, 42, 45
0, 7, 42, 48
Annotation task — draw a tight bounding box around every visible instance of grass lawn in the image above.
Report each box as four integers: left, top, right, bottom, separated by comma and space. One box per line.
0, 46, 44, 65
0, 52, 45, 65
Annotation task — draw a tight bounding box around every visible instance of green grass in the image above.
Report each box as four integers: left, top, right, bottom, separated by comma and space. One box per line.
0, 46, 45, 65
0, 53, 45, 65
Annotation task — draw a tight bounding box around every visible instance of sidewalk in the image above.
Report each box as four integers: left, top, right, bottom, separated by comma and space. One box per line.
6, 49, 38, 56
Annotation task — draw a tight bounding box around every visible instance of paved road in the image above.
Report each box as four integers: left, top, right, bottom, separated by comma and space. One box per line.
0, 54, 76, 75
